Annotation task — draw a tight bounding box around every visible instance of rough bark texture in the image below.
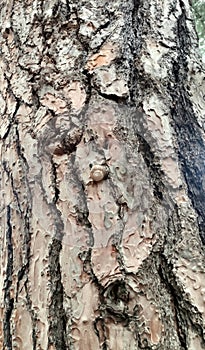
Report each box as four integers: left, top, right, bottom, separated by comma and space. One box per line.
1, 0, 205, 349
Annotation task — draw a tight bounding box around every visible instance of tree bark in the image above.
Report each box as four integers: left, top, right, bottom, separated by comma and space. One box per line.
1, 0, 205, 349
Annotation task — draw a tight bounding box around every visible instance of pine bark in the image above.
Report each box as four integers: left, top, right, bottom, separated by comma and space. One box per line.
1, 0, 205, 349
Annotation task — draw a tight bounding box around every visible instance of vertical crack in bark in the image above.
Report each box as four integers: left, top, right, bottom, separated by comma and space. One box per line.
158, 255, 188, 350
14, 123, 32, 268
48, 239, 67, 350
15, 205, 32, 299
3, 205, 14, 350
131, 0, 142, 50
159, 208, 205, 348
70, 153, 94, 247
130, 0, 142, 104
2, 121, 33, 332
1, 95, 20, 140
25, 281, 38, 350
93, 315, 109, 350
130, 0, 151, 106
169, 1, 205, 244
159, 251, 205, 347
137, 134, 165, 201
13, 124, 37, 345
45, 156, 68, 348
51, 157, 60, 204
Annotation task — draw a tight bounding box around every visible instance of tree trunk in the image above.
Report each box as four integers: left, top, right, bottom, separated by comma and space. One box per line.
1, 0, 205, 349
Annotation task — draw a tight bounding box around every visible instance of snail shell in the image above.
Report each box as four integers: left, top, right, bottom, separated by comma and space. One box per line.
90, 165, 108, 182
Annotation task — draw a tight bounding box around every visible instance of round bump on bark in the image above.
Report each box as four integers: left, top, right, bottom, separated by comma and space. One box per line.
90, 164, 108, 182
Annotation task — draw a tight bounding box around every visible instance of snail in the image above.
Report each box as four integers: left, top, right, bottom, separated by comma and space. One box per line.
90, 164, 109, 182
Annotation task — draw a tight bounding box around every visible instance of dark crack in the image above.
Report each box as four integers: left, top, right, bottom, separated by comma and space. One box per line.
48, 239, 67, 350
137, 134, 165, 201
50, 157, 60, 203
3, 206, 14, 350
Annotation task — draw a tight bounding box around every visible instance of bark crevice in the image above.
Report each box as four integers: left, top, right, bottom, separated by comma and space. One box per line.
48, 239, 67, 350
169, 3, 205, 244
3, 206, 14, 350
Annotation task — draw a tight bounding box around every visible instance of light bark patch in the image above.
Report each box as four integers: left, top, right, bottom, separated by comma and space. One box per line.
85, 43, 117, 71
138, 295, 163, 345
13, 304, 33, 350
63, 81, 86, 112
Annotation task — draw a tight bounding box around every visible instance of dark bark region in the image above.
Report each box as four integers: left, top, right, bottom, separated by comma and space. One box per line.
3, 206, 14, 350
48, 239, 67, 350
169, 2, 205, 244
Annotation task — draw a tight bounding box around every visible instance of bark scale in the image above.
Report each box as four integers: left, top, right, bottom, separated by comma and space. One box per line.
0, 0, 205, 349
